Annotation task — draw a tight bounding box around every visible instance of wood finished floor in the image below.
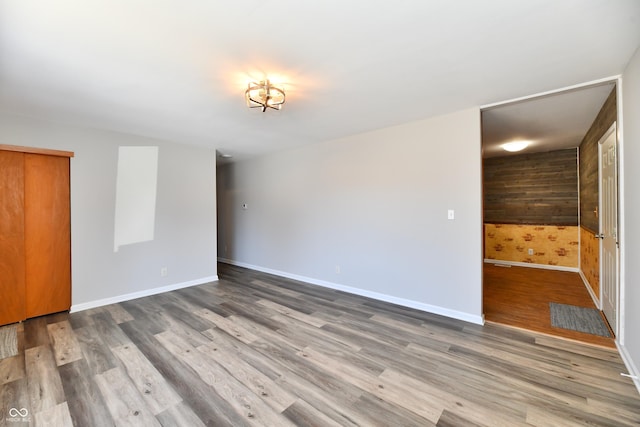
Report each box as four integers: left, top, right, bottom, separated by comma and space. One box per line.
1, 263, 639, 426
483, 263, 615, 348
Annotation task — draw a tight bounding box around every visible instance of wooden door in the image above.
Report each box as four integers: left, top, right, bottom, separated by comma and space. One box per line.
0, 151, 26, 325
24, 153, 71, 318
599, 124, 618, 335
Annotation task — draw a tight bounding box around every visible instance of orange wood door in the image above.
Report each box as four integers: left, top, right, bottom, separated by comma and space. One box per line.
0, 151, 26, 325
24, 153, 71, 318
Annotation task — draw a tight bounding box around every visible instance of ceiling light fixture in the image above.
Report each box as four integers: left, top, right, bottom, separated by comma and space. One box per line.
502, 140, 530, 152
245, 79, 285, 112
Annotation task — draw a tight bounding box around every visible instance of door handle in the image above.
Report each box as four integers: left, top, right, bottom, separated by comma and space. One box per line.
595, 233, 604, 239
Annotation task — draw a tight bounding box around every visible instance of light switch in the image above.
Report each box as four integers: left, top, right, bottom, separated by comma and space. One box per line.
448, 209, 455, 220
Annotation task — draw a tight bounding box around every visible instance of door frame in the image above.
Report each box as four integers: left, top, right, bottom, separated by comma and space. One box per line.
480, 75, 626, 346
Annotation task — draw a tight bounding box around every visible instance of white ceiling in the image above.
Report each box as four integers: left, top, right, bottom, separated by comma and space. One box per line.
482, 81, 616, 158
1, 1, 639, 161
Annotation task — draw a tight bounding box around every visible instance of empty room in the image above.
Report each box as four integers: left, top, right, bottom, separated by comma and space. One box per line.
1, 1, 640, 426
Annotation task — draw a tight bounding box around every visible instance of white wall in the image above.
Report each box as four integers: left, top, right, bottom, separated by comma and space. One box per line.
0, 114, 218, 309
218, 108, 483, 323
621, 46, 640, 390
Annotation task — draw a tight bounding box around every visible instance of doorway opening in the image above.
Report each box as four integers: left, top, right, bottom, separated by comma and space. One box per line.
481, 81, 618, 347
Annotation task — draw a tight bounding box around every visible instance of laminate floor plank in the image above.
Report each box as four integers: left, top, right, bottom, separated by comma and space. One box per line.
0, 378, 29, 427
155, 329, 295, 427
155, 309, 215, 348
58, 359, 115, 427
159, 301, 217, 333
34, 401, 74, 427
281, 398, 346, 427
155, 401, 207, 427
250, 338, 366, 407
118, 320, 242, 426
272, 315, 363, 353
257, 299, 327, 328
197, 341, 297, 413
104, 304, 134, 324
274, 370, 372, 427
23, 316, 50, 349
354, 391, 439, 427
0, 354, 24, 385
67, 309, 96, 330
174, 286, 233, 318
94, 367, 161, 426
296, 345, 444, 424
219, 300, 286, 331
46, 321, 83, 366
91, 311, 135, 349
25, 345, 66, 414
194, 309, 260, 344
3, 262, 638, 426
110, 343, 183, 415
74, 325, 118, 375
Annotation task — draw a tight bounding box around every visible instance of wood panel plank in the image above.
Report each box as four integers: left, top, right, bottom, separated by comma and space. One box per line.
579, 88, 616, 233
483, 149, 578, 225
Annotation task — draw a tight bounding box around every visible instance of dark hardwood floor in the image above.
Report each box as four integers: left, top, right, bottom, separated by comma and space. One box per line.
483, 263, 615, 348
1, 262, 639, 426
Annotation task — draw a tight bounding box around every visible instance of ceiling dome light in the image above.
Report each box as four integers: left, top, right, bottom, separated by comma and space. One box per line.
245, 79, 285, 112
502, 140, 530, 152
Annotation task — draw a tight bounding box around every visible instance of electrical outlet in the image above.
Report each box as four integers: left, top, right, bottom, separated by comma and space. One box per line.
528, 248, 534, 256
161, 267, 168, 277
335, 265, 341, 274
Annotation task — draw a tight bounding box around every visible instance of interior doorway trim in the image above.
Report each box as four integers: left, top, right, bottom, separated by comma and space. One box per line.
480, 74, 625, 348
480, 75, 620, 110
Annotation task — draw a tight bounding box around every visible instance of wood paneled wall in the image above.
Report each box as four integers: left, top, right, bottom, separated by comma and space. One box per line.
483, 149, 578, 225
578, 88, 617, 233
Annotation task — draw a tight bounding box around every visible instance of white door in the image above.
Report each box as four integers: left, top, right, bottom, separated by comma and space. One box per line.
599, 123, 618, 336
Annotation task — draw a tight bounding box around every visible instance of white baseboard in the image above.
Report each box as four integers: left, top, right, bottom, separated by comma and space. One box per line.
484, 259, 579, 273
218, 257, 484, 325
70, 275, 219, 313
578, 269, 601, 309
617, 343, 640, 395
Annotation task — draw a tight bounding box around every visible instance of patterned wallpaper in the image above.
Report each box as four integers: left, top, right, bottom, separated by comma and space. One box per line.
484, 224, 579, 268
580, 225, 600, 299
